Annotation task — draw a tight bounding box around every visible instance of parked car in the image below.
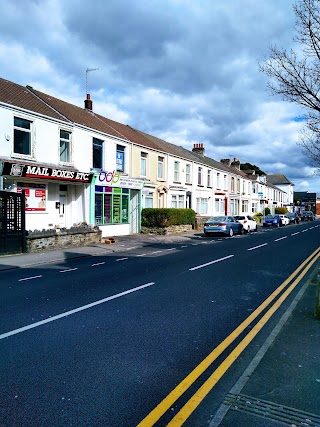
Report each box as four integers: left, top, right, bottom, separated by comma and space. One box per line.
263, 214, 282, 227
234, 215, 257, 233
278, 214, 290, 226
204, 216, 244, 237
285, 212, 300, 224
301, 211, 315, 221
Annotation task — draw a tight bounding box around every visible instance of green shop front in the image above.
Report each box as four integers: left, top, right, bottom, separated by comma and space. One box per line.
90, 171, 145, 236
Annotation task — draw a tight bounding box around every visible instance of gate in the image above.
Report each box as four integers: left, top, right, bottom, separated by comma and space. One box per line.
0, 191, 26, 254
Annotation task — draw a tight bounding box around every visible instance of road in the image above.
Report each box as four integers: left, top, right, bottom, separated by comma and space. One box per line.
0, 221, 319, 426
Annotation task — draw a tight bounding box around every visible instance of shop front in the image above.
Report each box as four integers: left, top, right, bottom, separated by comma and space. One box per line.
91, 170, 145, 236
0, 161, 93, 231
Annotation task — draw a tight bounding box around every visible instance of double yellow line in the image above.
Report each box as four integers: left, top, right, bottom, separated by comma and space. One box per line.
137, 247, 320, 427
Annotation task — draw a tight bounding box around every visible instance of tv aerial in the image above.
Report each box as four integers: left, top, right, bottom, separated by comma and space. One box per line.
85, 67, 99, 94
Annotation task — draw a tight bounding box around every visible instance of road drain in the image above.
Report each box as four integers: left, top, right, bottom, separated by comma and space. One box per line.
223, 393, 320, 426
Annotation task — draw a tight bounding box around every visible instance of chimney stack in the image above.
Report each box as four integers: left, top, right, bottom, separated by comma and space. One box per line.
84, 93, 93, 111
220, 158, 231, 166
192, 143, 205, 157
231, 157, 241, 170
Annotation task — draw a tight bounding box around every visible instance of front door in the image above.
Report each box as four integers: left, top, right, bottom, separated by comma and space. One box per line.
58, 192, 67, 228
130, 190, 140, 234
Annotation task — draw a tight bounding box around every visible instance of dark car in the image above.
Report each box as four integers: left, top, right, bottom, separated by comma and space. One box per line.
203, 216, 244, 237
302, 211, 315, 221
263, 214, 282, 227
285, 212, 300, 224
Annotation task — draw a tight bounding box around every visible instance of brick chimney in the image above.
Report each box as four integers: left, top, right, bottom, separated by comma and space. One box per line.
84, 93, 93, 111
192, 143, 205, 157
231, 157, 241, 170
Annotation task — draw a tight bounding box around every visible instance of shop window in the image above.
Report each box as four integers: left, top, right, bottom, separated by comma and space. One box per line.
14, 117, 32, 155
94, 186, 129, 225
93, 138, 103, 169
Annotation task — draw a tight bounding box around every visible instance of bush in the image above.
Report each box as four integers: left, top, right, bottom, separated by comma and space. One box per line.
264, 207, 271, 216
275, 207, 289, 214
142, 208, 196, 228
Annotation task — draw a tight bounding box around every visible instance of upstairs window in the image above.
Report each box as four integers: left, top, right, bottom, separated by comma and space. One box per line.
140, 152, 147, 177
174, 161, 180, 182
198, 167, 203, 185
60, 130, 71, 163
158, 156, 164, 179
186, 164, 191, 183
93, 138, 103, 169
217, 172, 221, 189
14, 117, 32, 155
207, 170, 212, 187
116, 145, 125, 172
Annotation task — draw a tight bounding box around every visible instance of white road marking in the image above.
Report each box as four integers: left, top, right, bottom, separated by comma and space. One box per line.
124, 247, 138, 251
247, 243, 268, 251
302, 229, 308, 232
59, 268, 78, 273
136, 254, 147, 257
91, 262, 105, 267
189, 255, 234, 271
18, 275, 42, 282
152, 251, 162, 254
0, 282, 155, 340
167, 248, 176, 251
291, 232, 300, 236
116, 257, 128, 262
192, 243, 199, 246
181, 245, 188, 248
274, 236, 287, 242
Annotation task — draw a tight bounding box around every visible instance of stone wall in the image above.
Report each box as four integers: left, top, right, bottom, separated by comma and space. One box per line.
26, 230, 102, 253
141, 224, 193, 235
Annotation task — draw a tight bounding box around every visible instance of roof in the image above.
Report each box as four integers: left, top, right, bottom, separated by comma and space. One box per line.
267, 174, 294, 186
0, 78, 69, 123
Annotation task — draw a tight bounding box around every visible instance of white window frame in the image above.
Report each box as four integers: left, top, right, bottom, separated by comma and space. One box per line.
215, 198, 225, 214
198, 167, 203, 186
13, 116, 32, 157
140, 152, 147, 177
207, 170, 212, 187
60, 129, 72, 164
171, 194, 178, 208
196, 197, 208, 214
174, 161, 180, 182
186, 164, 191, 184
157, 156, 164, 179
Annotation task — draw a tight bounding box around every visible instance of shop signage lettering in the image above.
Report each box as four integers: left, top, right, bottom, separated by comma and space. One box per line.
98, 170, 120, 184
2, 162, 93, 183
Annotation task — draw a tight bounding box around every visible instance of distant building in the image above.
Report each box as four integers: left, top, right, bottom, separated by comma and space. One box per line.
267, 174, 294, 211
294, 191, 320, 214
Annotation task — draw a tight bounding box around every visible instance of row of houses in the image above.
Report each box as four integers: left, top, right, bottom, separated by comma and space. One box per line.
0, 77, 295, 237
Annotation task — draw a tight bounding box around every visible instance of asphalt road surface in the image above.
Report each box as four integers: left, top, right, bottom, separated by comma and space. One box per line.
0, 221, 319, 426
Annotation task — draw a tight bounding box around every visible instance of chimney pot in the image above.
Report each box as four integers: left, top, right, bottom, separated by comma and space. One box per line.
192, 143, 205, 157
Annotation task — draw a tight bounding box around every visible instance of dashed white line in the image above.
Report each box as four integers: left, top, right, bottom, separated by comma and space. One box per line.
152, 250, 162, 254
247, 243, 268, 251
0, 282, 155, 340
136, 254, 147, 257
59, 268, 78, 273
181, 245, 188, 248
18, 275, 43, 282
167, 248, 176, 251
302, 229, 308, 232
91, 262, 105, 267
291, 232, 300, 236
116, 257, 128, 262
189, 255, 234, 271
192, 243, 199, 246
274, 236, 287, 242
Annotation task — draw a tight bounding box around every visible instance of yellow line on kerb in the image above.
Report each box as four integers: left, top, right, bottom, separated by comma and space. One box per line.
137, 247, 320, 427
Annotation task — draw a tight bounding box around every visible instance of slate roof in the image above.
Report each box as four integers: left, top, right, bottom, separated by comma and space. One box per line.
267, 174, 294, 186
0, 78, 69, 123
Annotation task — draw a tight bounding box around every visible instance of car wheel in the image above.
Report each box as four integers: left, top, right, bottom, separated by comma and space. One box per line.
246, 226, 250, 233
228, 227, 234, 237
204, 231, 209, 237
239, 227, 245, 235
276, 222, 280, 227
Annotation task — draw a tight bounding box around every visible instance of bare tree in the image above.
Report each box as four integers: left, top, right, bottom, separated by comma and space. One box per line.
260, 0, 320, 168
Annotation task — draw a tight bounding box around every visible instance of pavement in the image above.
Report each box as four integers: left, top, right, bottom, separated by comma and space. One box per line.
0, 231, 320, 427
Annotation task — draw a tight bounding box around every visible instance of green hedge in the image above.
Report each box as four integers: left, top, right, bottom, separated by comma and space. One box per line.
142, 208, 196, 228
275, 207, 289, 214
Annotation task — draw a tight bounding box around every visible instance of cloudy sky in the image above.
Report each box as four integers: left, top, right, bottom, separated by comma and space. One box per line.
1, 0, 318, 191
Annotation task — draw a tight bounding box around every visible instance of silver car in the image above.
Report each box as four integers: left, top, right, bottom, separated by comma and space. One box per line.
203, 216, 244, 237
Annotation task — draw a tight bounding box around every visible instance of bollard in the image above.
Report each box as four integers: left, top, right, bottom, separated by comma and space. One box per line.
315, 269, 320, 319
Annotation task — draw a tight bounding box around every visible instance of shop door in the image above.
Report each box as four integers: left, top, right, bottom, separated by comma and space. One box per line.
130, 190, 140, 234
58, 192, 67, 228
